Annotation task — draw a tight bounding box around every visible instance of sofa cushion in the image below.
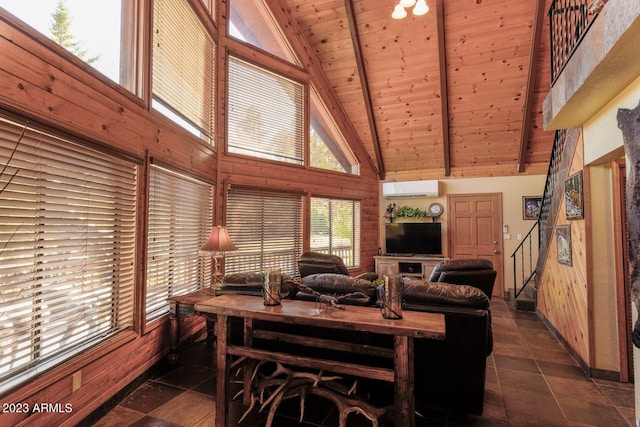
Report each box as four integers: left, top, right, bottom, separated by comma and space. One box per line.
402, 279, 490, 309
221, 272, 264, 287
217, 272, 298, 297
296, 273, 377, 305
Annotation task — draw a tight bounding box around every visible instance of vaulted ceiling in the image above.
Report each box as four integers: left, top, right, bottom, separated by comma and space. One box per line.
284, 0, 555, 180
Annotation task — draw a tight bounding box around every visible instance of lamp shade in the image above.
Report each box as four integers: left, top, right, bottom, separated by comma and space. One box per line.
200, 226, 238, 253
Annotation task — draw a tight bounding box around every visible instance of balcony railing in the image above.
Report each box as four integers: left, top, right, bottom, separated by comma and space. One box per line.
549, 0, 606, 82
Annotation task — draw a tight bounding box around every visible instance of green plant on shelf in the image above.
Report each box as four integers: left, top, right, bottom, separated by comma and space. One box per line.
393, 206, 428, 218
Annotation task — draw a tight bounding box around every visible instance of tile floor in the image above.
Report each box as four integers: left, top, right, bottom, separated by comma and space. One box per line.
84, 299, 635, 426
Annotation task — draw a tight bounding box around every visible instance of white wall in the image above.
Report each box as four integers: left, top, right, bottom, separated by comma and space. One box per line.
584, 75, 640, 165
584, 72, 640, 423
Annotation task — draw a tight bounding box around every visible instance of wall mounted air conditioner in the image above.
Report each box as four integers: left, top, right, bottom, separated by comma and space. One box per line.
382, 180, 439, 198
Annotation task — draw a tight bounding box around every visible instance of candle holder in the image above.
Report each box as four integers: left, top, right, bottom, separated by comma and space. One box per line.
381, 274, 403, 319
263, 268, 282, 306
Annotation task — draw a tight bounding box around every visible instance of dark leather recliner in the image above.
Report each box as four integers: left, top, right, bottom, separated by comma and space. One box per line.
297, 251, 378, 281
402, 279, 492, 415
428, 258, 497, 299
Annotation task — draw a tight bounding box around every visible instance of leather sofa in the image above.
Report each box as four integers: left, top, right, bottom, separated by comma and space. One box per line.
222, 268, 492, 415
291, 273, 492, 415
428, 258, 497, 299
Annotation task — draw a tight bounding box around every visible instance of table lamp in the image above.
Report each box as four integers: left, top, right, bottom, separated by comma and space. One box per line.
200, 225, 238, 286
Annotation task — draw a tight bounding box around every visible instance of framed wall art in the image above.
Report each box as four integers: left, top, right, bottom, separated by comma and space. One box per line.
523, 196, 542, 220
565, 171, 584, 220
556, 224, 572, 266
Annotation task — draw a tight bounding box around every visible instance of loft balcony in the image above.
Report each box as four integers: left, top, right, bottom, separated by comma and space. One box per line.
543, 0, 640, 130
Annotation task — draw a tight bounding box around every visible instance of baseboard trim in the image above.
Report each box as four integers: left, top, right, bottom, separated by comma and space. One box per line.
536, 309, 624, 383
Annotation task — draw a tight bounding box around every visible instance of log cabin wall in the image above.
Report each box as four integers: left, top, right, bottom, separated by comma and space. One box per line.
537, 133, 590, 367
0, 1, 378, 424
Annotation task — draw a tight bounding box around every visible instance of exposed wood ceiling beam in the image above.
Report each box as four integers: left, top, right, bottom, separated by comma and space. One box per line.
344, 0, 386, 180
517, 0, 546, 173
435, 0, 451, 176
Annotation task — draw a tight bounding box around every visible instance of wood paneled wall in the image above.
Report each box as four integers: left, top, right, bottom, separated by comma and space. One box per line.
537, 134, 590, 365
0, 1, 379, 423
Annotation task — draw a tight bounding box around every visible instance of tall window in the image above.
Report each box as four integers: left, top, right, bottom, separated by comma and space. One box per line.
0, 0, 139, 93
227, 56, 304, 165
0, 116, 137, 393
310, 198, 360, 268
152, 0, 216, 143
146, 165, 213, 325
310, 87, 359, 174
228, 0, 299, 65
225, 187, 303, 276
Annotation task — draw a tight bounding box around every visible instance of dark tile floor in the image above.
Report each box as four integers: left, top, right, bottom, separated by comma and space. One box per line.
87, 299, 635, 426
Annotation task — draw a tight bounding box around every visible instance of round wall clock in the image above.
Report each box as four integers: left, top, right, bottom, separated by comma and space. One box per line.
428, 202, 444, 217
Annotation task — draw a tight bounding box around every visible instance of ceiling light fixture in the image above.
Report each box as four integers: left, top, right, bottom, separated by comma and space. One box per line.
391, 0, 428, 19
413, 0, 429, 15
391, 4, 407, 19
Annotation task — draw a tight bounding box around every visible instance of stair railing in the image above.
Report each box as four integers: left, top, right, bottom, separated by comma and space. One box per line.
511, 220, 540, 299
549, 0, 604, 83
511, 129, 574, 306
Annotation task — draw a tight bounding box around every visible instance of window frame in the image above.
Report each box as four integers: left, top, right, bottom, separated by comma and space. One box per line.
144, 163, 214, 328
226, 53, 306, 166
309, 85, 360, 175
151, 0, 217, 145
310, 196, 361, 269
0, 115, 138, 394
0, 0, 142, 96
225, 186, 304, 277
227, 0, 300, 66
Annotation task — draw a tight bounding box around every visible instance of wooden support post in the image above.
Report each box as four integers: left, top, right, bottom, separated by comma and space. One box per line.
394, 335, 415, 427
215, 314, 229, 427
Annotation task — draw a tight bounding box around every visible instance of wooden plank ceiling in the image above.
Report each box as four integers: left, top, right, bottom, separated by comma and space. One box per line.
284, 0, 554, 180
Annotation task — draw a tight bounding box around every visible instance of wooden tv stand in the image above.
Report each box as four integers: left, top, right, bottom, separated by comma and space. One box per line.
374, 255, 447, 280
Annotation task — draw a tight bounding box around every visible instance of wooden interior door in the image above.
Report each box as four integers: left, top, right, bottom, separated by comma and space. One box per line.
613, 159, 632, 382
447, 193, 503, 297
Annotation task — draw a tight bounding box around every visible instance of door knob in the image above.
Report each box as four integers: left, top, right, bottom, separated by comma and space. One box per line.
493, 250, 501, 254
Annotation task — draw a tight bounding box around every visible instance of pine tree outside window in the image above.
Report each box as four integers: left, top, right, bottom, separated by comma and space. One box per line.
0, 0, 139, 94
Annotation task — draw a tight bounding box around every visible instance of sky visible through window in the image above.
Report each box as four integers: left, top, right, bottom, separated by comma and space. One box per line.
0, 0, 122, 82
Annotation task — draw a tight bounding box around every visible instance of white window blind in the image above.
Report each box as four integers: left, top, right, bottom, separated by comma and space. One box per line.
310, 198, 360, 267
0, 117, 137, 393
152, 0, 216, 141
146, 165, 213, 325
225, 187, 303, 276
227, 56, 304, 165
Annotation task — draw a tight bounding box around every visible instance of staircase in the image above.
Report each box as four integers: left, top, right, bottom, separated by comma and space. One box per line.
510, 221, 539, 311
511, 128, 579, 311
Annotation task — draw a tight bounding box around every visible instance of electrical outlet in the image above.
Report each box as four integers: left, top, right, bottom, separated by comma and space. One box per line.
503, 224, 508, 233
72, 371, 81, 392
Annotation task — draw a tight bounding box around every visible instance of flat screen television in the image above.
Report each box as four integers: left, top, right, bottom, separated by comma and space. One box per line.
385, 222, 442, 256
